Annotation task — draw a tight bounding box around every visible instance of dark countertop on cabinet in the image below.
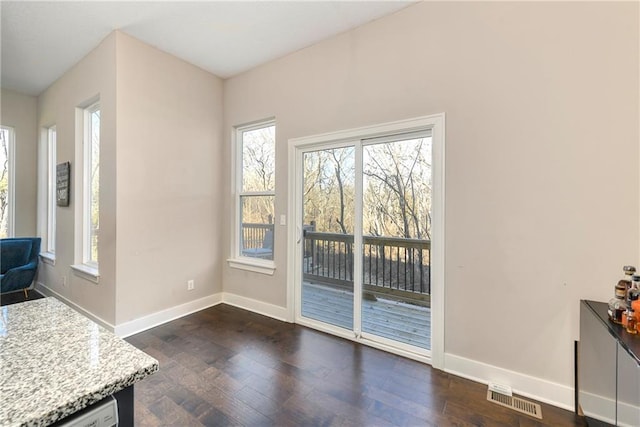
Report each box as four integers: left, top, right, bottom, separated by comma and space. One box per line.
583, 300, 640, 366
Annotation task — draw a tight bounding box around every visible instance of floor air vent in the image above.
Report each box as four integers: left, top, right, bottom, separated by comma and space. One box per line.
486, 390, 543, 419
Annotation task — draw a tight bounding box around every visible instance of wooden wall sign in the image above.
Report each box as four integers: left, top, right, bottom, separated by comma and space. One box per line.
56, 162, 70, 206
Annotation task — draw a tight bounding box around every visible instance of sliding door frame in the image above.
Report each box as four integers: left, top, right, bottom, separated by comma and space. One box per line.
287, 114, 445, 368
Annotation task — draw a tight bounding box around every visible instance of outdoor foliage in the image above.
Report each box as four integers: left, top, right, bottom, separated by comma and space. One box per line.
363, 138, 432, 240
241, 125, 275, 225
90, 109, 100, 262
303, 147, 355, 234
303, 137, 432, 240
240, 128, 432, 242
0, 128, 10, 238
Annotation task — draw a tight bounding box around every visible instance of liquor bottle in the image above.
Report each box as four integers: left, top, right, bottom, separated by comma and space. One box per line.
621, 265, 636, 292
627, 308, 639, 334
609, 279, 628, 324
626, 275, 640, 334
610, 266, 636, 324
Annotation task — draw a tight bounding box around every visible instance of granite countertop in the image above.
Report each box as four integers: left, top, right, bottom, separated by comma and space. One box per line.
0, 297, 158, 427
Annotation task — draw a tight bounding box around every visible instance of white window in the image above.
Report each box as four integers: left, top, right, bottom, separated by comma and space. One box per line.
46, 126, 57, 255
72, 101, 100, 281
84, 103, 100, 267
0, 126, 15, 238
229, 120, 276, 274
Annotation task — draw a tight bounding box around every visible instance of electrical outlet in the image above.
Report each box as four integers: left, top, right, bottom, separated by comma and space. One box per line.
187, 280, 195, 291
62, 276, 68, 288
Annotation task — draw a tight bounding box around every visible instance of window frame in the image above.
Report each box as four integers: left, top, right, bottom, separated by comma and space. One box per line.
47, 126, 57, 254
0, 125, 15, 238
39, 125, 57, 263
228, 119, 277, 275
83, 102, 100, 268
71, 100, 100, 283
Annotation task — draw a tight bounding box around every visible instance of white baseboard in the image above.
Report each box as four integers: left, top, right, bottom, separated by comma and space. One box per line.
36, 282, 115, 332
37, 282, 223, 338
222, 292, 290, 322
114, 293, 223, 338
578, 391, 640, 426
579, 391, 616, 425
444, 353, 574, 411
617, 398, 640, 427
229, 298, 576, 414
35, 282, 577, 414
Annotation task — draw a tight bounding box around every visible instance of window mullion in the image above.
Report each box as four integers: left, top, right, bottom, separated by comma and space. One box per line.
239, 190, 275, 197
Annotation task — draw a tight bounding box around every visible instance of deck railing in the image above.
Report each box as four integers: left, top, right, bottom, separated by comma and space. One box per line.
242, 223, 274, 250
303, 230, 431, 296
241, 223, 431, 298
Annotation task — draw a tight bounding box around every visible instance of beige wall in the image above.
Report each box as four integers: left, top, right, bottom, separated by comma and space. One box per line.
34, 31, 224, 327
36, 33, 117, 325
114, 32, 224, 324
223, 0, 639, 398
13, 0, 639, 409
1, 88, 37, 236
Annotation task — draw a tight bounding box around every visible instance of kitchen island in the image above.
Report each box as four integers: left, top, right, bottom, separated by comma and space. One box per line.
0, 297, 158, 427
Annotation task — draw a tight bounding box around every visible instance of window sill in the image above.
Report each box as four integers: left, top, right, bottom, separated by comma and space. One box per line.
227, 257, 276, 276
39, 252, 56, 266
70, 264, 100, 284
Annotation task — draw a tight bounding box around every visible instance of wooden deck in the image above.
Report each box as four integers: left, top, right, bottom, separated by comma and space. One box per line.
301, 282, 430, 350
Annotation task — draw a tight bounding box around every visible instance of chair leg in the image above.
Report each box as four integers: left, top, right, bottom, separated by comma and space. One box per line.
23, 288, 28, 299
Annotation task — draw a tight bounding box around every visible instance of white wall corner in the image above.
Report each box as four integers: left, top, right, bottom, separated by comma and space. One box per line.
222, 292, 291, 323
444, 353, 575, 411
114, 293, 224, 338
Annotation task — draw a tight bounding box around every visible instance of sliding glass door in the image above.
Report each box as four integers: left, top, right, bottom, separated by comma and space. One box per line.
361, 133, 432, 350
300, 145, 355, 330
292, 117, 441, 361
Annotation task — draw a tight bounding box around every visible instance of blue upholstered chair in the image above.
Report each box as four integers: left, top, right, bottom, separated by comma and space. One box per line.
0, 237, 41, 296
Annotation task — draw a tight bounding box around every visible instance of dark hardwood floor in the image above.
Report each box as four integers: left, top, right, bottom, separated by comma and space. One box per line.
126, 304, 586, 426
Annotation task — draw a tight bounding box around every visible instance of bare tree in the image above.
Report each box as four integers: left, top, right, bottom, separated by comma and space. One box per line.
0, 129, 9, 237
303, 147, 354, 234
329, 149, 352, 235
363, 137, 432, 240
243, 127, 275, 192
301, 137, 432, 293
242, 126, 275, 225
302, 138, 431, 240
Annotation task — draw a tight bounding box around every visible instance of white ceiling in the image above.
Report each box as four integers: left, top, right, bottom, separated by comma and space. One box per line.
1, 1, 414, 96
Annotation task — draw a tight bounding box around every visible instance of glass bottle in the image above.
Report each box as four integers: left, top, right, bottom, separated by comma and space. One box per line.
609, 279, 628, 324
627, 308, 638, 334
629, 276, 640, 303
626, 276, 640, 334
610, 266, 636, 324
621, 265, 636, 293
632, 275, 640, 305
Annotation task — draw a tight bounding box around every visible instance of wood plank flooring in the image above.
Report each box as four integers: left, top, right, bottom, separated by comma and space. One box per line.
302, 282, 430, 349
126, 304, 586, 427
